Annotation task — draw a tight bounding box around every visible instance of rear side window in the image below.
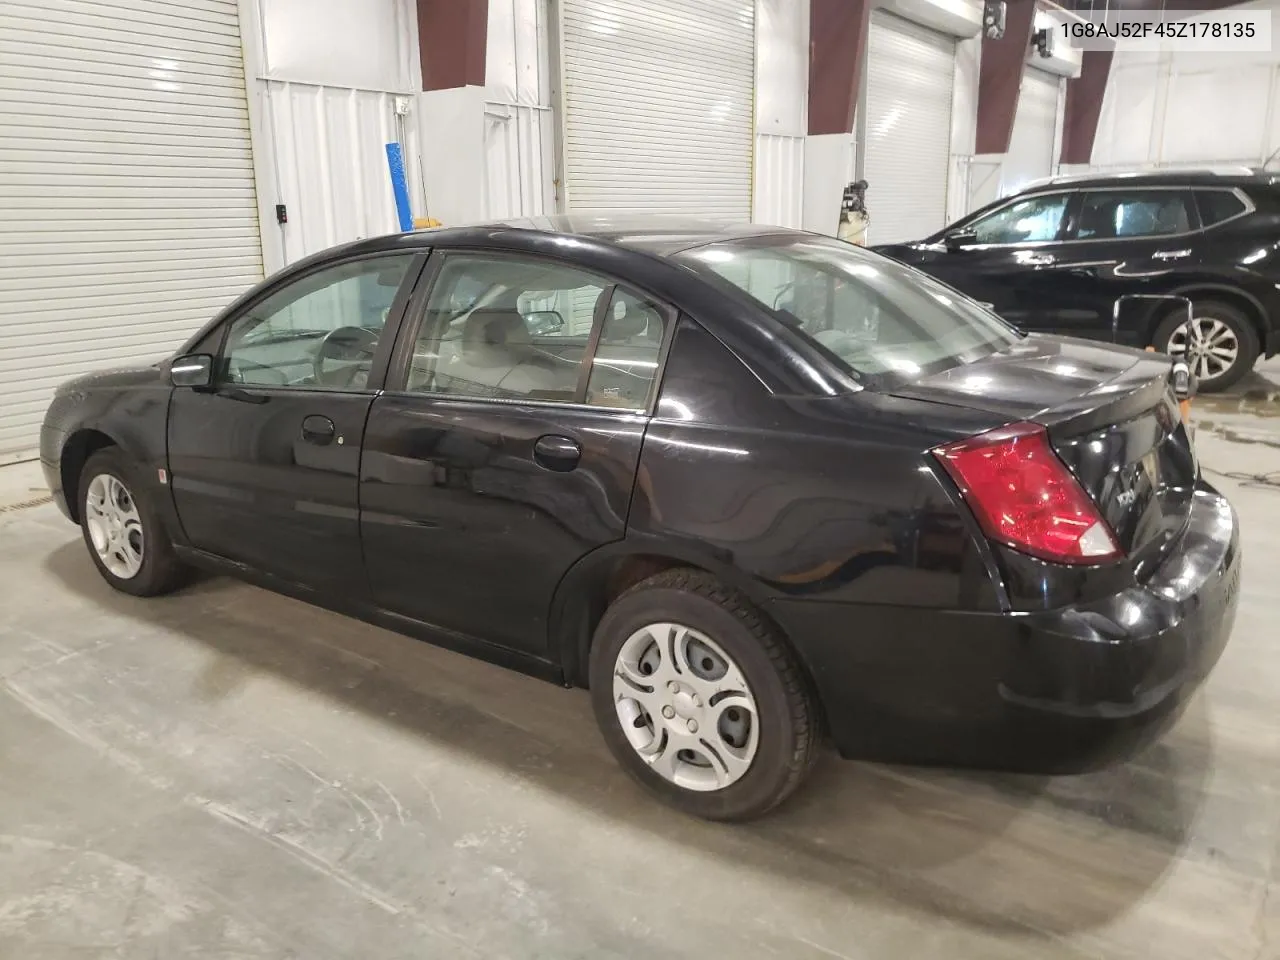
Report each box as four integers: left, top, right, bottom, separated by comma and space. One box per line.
678, 235, 1021, 385
1195, 189, 1249, 227
1075, 190, 1193, 239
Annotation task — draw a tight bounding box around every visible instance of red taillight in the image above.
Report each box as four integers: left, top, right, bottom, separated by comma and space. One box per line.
933, 421, 1120, 565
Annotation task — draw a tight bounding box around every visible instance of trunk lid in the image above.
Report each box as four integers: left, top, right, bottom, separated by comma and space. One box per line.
893, 335, 1197, 577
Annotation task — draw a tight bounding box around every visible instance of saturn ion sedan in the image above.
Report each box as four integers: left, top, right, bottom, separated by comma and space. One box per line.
41, 218, 1241, 821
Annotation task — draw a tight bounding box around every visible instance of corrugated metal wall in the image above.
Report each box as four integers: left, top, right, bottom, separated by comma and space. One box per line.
265, 81, 414, 262
252, 0, 423, 265
753, 134, 805, 227
482, 101, 555, 219
753, 0, 807, 227
484, 0, 555, 219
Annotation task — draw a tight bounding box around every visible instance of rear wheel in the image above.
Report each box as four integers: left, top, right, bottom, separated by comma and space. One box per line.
588, 569, 819, 821
79, 448, 187, 597
1154, 299, 1259, 393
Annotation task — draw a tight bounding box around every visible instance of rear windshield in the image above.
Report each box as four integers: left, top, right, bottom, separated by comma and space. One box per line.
677, 234, 1022, 385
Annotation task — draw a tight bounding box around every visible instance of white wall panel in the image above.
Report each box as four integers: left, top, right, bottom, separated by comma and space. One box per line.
265, 81, 408, 261
754, 0, 808, 225
754, 134, 806, 227
948, 34, 981, 220
488, 0, 550, 105
0, 0, 263, 459
482, 0, 555, 220
260, 0, 415, 92
419, 86, 487, 227
1087, 0, 1280, 169
483, 101, 556, 218
248, 0, 423, 263
560, 0, 756, 219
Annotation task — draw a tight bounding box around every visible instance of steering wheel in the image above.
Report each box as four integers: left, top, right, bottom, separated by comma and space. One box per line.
314, 326, 379, 388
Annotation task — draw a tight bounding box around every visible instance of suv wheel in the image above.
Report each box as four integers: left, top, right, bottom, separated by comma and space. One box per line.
79, 447, 187, 597
1155, 300, 1259, 393
588, 569, 819, 821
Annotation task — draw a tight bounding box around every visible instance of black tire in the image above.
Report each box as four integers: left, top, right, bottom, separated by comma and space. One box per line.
1153, 299, 1259, 393
78, 447, 187, 597
588, 568, 820, 821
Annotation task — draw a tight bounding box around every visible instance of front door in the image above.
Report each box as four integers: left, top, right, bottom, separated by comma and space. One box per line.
360, 251, 672, 658
925, 189, 1077, 331
168, 253, 422, 590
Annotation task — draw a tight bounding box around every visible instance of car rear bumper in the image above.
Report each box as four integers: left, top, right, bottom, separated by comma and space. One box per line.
771, 481, 1240, 773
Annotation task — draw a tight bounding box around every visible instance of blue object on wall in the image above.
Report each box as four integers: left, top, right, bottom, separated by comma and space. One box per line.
385, 142, 413, 232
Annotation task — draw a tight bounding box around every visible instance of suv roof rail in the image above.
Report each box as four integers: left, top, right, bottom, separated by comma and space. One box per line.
1021, 166, 1258, 190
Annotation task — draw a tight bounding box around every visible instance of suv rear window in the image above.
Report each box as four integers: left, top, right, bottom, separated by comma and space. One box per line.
1195, 189, 1248, 226
678, 235, 1021, 385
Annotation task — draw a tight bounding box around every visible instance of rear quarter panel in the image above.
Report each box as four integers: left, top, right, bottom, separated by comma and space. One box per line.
628, 317, 1005, 613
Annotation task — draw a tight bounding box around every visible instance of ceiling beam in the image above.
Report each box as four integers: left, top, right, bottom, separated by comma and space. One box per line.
808, 0, 873, 136
1060, 49, 1113, 163
417, 0, 489, 91
976, 0, 1038, 154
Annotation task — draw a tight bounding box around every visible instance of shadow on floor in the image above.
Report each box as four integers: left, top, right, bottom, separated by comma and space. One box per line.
42, 539, 1213, 941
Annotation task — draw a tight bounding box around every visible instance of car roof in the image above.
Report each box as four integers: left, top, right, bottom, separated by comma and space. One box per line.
328, 216, 803, 262
1016, 166, 1280, 193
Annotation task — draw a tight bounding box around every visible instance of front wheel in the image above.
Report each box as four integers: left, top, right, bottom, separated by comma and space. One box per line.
588, 569, 820, 821
79, 447, 187, 597
1154, 300, 1259, 393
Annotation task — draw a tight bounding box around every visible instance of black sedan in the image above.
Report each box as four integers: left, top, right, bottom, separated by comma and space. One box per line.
41, 218, 1241, 821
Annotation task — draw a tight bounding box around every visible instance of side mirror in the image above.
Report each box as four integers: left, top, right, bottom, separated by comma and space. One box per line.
945, 228, 979, 251
523, 310, 565, 335
171, 353, 213, 388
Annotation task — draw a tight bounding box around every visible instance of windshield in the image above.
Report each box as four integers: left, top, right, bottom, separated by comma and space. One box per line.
678, 235, 1022, 385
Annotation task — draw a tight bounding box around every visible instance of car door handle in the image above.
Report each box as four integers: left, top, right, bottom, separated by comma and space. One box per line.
301, 415, 336, 445
533, 434, 581, 472
219, 387, 269, 404
1153, 248, 1192, 261
1021, 253, 1055, 266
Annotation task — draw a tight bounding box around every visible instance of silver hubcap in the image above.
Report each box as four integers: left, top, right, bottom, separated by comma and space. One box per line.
1168, 316, 1239, 382
612, 622, 759, 792
85, 473, 144, 579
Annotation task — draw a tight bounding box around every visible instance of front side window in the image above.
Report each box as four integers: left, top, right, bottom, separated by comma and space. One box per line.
965, 193, 1070, 245
1075, 190, 1194, 239
221, 255, 415, 390
679, 235, 1021, 385
404, 254, 666, 408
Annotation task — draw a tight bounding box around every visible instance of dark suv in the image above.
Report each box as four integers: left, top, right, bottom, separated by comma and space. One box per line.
875, 169, 1280, 391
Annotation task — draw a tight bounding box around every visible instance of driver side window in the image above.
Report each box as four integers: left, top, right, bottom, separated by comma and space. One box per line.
220, 255, 415, 391
967, 193, 1070, 245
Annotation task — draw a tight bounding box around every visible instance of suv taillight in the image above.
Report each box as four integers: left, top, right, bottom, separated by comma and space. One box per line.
933, 421, 1120, 565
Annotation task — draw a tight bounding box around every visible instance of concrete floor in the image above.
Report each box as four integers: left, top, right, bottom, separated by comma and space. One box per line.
3, 368, 1280, 959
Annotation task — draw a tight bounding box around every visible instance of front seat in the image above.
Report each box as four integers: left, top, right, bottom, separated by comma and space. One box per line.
445, 308, 566, 399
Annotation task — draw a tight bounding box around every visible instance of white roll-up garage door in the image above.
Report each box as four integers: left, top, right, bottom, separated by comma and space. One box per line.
863, 10, 956, 244
0, 0, 263, 460
1002, 67, 1062, 197
559, 0, 755, 220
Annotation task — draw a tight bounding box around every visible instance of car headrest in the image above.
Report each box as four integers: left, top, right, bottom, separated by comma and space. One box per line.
605, 299, 660, 341
461, 309, 529, 366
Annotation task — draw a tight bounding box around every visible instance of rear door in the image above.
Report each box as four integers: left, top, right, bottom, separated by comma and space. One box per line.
360, 251, 673, 658
1027, 187, 1202, 345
